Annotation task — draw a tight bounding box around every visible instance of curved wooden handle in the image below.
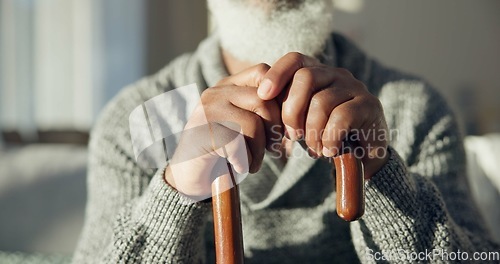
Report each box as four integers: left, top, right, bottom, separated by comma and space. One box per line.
211, 163, 244, 264
333, 142, 365, 221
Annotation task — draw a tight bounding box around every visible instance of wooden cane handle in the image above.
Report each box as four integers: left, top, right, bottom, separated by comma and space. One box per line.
212, 163, 244, 264
333, 143, 365, 221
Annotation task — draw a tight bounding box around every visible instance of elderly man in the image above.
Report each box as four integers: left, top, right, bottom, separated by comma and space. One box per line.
73, 0, 499, 263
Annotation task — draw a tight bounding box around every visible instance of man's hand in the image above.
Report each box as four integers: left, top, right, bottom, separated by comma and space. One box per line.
164, 64, 282, 199
257, 52, 389, 179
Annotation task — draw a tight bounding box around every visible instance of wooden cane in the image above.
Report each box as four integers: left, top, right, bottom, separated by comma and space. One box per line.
211, 141, 364, 264
212, 160, 244, 264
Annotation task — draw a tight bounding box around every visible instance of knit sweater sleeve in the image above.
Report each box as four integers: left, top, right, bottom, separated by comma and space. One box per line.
72, 74, 212, 263
350, 80, 500, 263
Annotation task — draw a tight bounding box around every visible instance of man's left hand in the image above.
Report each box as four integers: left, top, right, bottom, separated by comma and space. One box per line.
257, 52, 389, 179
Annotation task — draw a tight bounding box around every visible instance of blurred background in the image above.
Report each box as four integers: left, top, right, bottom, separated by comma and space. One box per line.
0, 0, 499, 262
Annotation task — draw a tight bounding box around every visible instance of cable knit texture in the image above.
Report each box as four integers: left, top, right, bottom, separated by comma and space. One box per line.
72, 33, 499, 263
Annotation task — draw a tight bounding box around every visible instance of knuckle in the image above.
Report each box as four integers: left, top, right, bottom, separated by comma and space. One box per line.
286, 51, 303, 59
286, 52, 305, 65
200, 87, 222, 103
364, 94, 383, 111
305, 123, 322, 144
304, 118, 318, 131
334, 112, 354, 130
215, 76, 229, 86
309, 93, 327, 110
200, 87, 228, 111
373, 97, 383, 110
336, 67, 353, 77
247, 112, 261, 125
200, 88, 214, 103
253, 63, 270, 77
352, 79, 369, 93
247, 94, 266, 111
281, 103, 298, 121
321, 129, 335, 145
294, 68, 315, 87
356, 79, 368, 89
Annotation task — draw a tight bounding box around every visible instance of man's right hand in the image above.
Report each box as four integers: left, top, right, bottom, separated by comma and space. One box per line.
164, 64, 282, 200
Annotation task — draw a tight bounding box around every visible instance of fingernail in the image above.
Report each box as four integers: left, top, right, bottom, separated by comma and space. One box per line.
285, 125, 297, 141
295, 129, 303, 139
323, 146, 334, 157
258, 79, 272, 98
284, 128, 290, 140
307, 148, 320, 159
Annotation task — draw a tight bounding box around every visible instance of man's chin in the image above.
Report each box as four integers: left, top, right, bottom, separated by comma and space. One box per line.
210, 0, 335, 65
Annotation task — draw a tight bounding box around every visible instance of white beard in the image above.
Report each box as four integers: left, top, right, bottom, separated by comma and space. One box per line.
208, 0, 335, 65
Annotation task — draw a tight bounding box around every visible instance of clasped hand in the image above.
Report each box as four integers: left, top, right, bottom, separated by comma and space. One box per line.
165, 52, 389, 199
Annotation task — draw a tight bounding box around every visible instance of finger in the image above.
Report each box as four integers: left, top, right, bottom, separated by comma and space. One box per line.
208, 122, 249, 175
281, 66, 337, 140
358, 118, 389, 179
236, 111, 266, 173
353, 97, 389, 177
303, 91, 331, 155
207, 106, 266, 174
307, 146, 321, 159
170, 123, 228, 164
301, 86, 355, 152
217, 63, 270, 88
201, 85, 278, 173
258, 52, 321, 100
224, 86, 283, 150
321, 97, 364, 158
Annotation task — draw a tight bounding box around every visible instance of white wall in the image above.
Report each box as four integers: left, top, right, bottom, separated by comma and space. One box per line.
2, 0, 498, 136
334, 0, 500, 134
0, 0, 146, 138
145, 0, 208, 74
0, 0, 36, 138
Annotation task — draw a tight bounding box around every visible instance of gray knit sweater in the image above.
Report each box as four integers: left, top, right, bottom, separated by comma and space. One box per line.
72, 33, 499, 263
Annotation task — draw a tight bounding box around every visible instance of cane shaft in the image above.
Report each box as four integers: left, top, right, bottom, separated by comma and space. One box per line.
212, 164, 244, 264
